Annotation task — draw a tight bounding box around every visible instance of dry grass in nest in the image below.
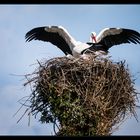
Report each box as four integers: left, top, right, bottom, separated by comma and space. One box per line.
23, 54, 139, 136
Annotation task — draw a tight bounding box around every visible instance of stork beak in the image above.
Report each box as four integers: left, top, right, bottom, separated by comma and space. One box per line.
92, 36, 96, 43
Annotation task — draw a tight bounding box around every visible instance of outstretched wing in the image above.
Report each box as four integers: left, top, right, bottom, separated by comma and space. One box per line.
96, 28, 140, 50
25, 26, 73, 55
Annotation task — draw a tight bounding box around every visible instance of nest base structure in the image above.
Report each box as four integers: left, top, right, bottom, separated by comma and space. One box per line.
24, 55, 138, 136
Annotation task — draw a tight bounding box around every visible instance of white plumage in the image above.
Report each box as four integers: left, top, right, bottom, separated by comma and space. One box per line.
25, 26, 140, 57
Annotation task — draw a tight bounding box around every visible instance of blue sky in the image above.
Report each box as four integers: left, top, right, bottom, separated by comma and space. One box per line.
0, 4, 140, 135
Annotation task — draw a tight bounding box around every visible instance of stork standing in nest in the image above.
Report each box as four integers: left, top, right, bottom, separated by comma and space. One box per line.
25, 26, 140, 58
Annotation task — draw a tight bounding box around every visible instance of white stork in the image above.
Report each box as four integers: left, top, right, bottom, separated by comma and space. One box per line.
25, 26, 140, 57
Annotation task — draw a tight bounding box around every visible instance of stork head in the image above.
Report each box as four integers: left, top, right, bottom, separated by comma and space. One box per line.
90, 32, 97, 43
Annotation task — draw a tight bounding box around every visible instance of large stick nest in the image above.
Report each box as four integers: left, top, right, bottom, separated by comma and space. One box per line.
24, 54, 138, 136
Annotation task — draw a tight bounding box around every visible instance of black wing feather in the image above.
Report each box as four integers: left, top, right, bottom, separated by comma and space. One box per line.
99, 28, 140, 51
25, 27, 72, 55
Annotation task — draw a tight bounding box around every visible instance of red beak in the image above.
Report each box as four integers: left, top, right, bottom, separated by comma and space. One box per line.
92, 36, 96, 43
